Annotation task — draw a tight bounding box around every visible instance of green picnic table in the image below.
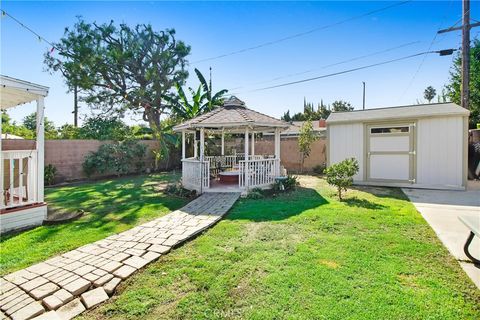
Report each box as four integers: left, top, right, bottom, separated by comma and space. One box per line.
459, 215, 480, 265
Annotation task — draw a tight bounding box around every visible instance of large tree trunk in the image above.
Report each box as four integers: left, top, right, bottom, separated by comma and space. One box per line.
143, 107, 162, 140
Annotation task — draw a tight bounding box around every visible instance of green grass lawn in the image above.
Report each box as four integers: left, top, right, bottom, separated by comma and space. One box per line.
81, 176, 480, 320
0, 173, 188, 276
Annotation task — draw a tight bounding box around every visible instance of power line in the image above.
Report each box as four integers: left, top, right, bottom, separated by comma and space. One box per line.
244, 41, 421, 88
240, 50, 453, 93
397, 0, 456, 101
192, 0, 412, 64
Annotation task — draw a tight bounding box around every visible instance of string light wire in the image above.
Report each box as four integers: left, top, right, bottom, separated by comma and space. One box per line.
1, 9, 58, 52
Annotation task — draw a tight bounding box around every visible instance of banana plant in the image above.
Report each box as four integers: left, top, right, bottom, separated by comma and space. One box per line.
170, 68, 228, 120
194, 68, 228, 113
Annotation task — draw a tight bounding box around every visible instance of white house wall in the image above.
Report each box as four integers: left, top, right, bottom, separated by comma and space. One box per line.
416, 116, 464, 188
328, 123, 364, 181
0, 205, 47, 233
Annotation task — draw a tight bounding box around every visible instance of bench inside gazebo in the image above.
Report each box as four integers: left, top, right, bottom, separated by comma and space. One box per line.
173, 96, 289, 194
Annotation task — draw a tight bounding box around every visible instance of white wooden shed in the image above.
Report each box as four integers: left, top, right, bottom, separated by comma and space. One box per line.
326, 103, 469, 190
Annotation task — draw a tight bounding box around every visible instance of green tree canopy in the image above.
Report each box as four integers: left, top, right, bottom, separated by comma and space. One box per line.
19, 112, 57, 139
331, 100, 354, 112
281, 99, 332, 122
57, 124, 81, 139
423, 86, 436, 103
44, 18, 191, 139
2, 111, 34, 139
22, 112, 56, 133
79, 116, 132, 140
282, 110, 292, 122
445, 38, 480, 128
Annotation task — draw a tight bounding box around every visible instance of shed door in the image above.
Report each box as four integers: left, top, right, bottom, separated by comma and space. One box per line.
367, 123, 415, 183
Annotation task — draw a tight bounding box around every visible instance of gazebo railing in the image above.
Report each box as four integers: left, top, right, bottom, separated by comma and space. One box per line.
181, 158, 210, 192
1, 150, 38, 210
205, 154, 269, 169
239, 158, 279, 189
205, 155, 239, 169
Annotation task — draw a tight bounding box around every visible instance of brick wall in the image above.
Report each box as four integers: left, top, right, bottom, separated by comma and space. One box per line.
2, 135, 326, 182
222, 136, 327, 172
255, 136, 327, 172
2, 139, 180, 183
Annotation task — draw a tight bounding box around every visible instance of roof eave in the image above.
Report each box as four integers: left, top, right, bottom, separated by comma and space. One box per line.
173, 122, 289, 132
0, 75, 49, 96
327, 110, 470, 125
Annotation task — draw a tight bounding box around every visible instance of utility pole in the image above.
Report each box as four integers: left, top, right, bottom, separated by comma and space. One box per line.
362, 82, 366, 110
438, 0, 480, 110
73, 84, 78, 127
461, 0, 470, 110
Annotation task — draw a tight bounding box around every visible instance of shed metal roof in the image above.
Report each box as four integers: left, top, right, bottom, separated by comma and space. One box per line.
173, 96, 289, 132
326, 103, 469, 124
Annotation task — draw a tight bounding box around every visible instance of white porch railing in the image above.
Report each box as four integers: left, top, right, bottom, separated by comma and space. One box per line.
181, 158, 210, 192
239, 158, 279, 189
1, 150, 38, 210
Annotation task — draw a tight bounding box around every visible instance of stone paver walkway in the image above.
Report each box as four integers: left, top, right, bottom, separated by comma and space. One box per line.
0, 192, 240, 320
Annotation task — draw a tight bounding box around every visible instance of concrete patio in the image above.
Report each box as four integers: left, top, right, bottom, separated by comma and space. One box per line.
403, 182, 480, 289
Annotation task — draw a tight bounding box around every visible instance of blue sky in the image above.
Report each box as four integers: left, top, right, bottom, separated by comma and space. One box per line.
1, 1, 479, 126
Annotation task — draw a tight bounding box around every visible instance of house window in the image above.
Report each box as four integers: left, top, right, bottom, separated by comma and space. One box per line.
370, 126, 409, 134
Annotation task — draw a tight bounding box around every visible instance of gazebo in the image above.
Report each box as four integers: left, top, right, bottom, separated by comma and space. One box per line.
173, 96, 289, 194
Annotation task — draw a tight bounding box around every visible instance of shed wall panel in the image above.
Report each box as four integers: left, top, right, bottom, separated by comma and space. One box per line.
328, 123, 364, 180
416, 116, 464, 187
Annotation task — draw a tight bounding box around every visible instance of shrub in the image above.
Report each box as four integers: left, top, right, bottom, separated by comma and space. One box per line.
165, 183, 196, 198
83, 140, 147, 177
247, 187, 265, 199
312, 164, 326, 175
324, 158, 359, 200
44, 164, 57, 186
298, 120, 318, 172
273, 175, 299, 192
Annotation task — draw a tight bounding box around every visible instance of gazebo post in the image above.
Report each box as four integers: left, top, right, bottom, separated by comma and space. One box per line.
244, 127, 249, 189
200, 128, 205, 192
221, 129, 225, 156
274, 128, 281, 176
200, 128, 205, 160
251, 132, 255, 156
181, 131, 186, 159
194, 133, 198, 158
36, 97, 45, 205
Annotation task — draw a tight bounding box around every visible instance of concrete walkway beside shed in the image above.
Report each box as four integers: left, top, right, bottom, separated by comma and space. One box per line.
0, 193, 240, 320
403, 185, 480, 289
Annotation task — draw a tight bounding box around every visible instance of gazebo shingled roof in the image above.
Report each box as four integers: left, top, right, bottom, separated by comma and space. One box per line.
173, 96, 289, 132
